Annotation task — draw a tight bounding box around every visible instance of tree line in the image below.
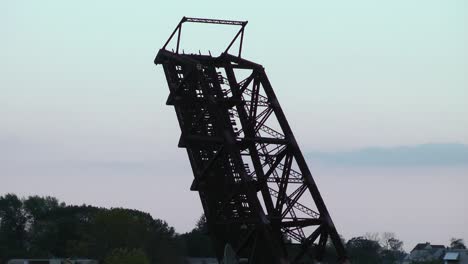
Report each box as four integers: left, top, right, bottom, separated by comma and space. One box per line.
0, 194, 182, 264
0, 194, 465, 264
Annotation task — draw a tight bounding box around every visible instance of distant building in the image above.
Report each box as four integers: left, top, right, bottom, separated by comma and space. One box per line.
443, 249, 468, 264
7, 259, 98, 264
403, 242, 446, 263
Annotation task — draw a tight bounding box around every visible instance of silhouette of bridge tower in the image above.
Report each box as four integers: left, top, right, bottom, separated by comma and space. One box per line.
155, 17, 349, 264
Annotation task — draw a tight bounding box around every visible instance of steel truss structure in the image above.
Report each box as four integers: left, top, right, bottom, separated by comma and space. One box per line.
155, 17, 349, 264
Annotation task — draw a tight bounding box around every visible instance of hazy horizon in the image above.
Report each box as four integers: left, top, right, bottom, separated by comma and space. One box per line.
2, 143, 467, 251
2, 162, 467, 252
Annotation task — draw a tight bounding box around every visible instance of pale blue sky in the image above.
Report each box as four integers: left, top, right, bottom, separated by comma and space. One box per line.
1, 0, 467, 250
2, 0, 467, 151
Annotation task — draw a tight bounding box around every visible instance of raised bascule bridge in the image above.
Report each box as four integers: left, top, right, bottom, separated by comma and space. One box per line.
155, 17, 350, 264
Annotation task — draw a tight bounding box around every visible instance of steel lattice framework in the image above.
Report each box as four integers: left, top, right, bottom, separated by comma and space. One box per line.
155, 17, 349, 264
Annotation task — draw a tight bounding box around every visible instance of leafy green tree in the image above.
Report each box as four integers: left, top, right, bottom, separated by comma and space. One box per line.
23, 195, 65, 257
178, 214, 215, 258
379, 232, 406, 264
318, 235, 347, 263
411, 260, 440, 264
0, 194, 28, 259
26, 205, 99, 258
195, 214, 208, 233
86, 208, 181, 263
346, 236, 382, 264
104, 248, 150, 264
23, 195, 62, 221
0, 194, 183, 263
450, 238, 466, 249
